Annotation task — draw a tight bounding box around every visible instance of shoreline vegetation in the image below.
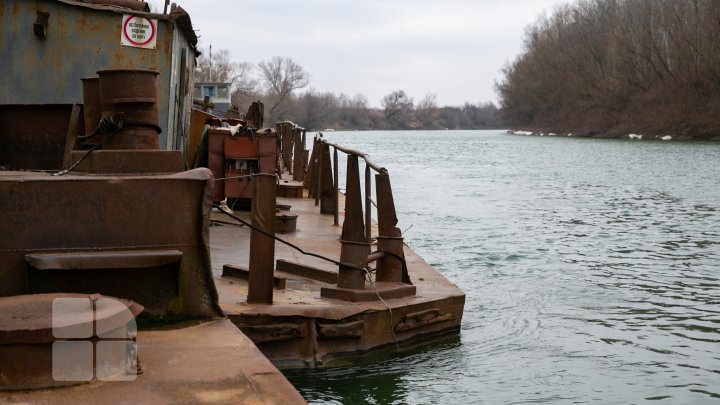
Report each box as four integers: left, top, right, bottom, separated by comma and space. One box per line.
196, 55, 506, 132
496, 0, 720, 142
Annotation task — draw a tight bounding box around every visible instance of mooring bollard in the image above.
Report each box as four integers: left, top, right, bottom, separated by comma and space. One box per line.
247, 174, 277, 304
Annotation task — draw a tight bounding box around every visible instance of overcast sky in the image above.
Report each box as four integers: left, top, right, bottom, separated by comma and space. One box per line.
147, 0, 565, 107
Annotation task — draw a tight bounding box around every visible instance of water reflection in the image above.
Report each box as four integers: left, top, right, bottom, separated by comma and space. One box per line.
284, 337, 462, 404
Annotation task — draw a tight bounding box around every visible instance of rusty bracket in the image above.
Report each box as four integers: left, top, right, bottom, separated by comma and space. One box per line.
317, 319, 365, 339
238, 322, 308, 344
394, 308, 454, 333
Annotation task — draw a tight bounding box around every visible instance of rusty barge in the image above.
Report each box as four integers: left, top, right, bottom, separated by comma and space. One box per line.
0, 0, 465, 402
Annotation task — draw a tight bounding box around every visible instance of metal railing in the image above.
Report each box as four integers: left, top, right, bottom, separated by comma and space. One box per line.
315, 135, 387, 243
273, 127, 410, 297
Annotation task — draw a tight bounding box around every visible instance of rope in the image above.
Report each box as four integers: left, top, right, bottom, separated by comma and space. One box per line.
53, 115, 124, 176
363, 267, 401, 350
369, 249, 411, 285
213, 203, 367, 271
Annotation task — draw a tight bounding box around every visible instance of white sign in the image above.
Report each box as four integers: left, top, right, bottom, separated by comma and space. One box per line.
120, 15, 157, 49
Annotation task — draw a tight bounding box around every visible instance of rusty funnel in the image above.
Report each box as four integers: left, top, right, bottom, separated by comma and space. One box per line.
97, 69, 161, 149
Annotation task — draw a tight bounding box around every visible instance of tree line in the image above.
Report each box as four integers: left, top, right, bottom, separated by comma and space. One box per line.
496, 0, 720, 140
196, 50, 504, 131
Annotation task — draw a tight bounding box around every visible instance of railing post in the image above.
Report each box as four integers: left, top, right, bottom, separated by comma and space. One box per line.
375, 173, 405, 283
333, 147, 339, 226
365, 164, 372, 243
302, 130, 309, 176
336, 155, 369, 289
315, 139, 321, 206
318, 141, 416, 302
305, 138, 318, 195
319, 143, 334, 214
247, 174, 277, 304
292, 128, 304, 182
281, 124, 293, 174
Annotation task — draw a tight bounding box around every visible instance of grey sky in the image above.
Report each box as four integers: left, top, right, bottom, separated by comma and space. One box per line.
148, 0, 565, 107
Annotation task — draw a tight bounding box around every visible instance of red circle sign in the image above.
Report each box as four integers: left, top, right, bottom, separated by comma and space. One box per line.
122, 16, 155, 46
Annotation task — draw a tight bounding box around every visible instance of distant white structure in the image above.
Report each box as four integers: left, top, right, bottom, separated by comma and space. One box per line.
628, 134, 643, 140
194, 82, 232, 113
660, 135, 672, 141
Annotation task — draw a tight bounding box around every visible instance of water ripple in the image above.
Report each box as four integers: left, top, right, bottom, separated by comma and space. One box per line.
285, 130, 720, 404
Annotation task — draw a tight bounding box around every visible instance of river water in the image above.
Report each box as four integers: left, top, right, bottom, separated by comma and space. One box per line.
283, 130, 720, 404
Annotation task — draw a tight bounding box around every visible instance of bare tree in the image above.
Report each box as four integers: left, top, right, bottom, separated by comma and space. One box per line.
417, 93, 438, 112
381, 90, 414, 128
296, 89, 340, 130
229, 63, 260, 113
497, 0, 720, 138
416, 93, 438, 128
258, 56, 310, 123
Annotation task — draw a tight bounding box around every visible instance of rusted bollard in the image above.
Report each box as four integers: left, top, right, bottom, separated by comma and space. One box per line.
337, 155, 370, 289
375, 173, 405, 283
247, 175, 277, 304
97, 69, 161, 150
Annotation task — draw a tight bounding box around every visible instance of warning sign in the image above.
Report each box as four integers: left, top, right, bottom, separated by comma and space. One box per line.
120, 15, 157, 49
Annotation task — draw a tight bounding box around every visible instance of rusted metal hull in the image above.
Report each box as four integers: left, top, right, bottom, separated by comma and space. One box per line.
81, 77, 101, 137
67, 149, 184, 173
0, 169, 221, 318
0, 104, 83, 170
0, 0, 198, 149
229, 296, 464, 368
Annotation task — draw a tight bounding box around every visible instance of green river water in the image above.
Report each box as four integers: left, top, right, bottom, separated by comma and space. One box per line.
283, 130, 720, 404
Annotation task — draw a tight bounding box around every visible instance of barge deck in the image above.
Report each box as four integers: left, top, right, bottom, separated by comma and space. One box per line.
211, 191, 465, 368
